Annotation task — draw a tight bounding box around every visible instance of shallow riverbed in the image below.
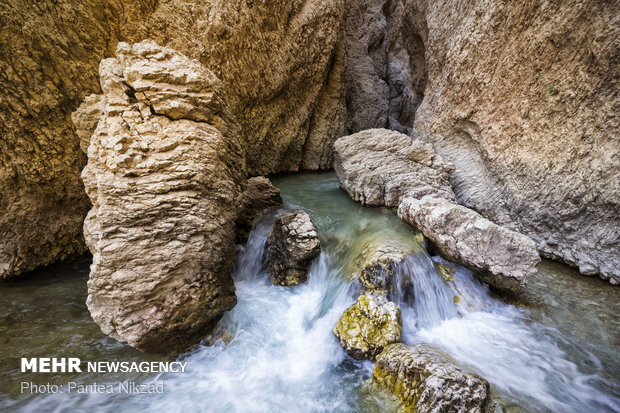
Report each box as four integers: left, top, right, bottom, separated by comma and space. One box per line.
1, 172, 618, 412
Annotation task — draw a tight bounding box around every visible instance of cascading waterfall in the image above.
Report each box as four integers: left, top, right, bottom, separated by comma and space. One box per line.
0, 172, 618, 413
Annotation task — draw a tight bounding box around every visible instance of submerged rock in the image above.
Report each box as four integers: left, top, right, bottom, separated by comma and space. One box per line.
333, 292, 402, 360
79, 40, 244, 352
398, 197, 540, 294
373, 343, 490, 413
236, 177, 283, 244
349, 242, 413, 291
334, 128, 540, 294
266, 210, 321, 286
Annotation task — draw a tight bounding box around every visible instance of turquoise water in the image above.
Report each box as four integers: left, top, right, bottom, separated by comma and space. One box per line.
0, 172, 618, 412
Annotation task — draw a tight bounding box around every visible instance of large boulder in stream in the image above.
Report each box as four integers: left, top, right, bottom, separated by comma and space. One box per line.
333, 292, 402, 360
334, 128, 540, 294
334, 128, 456, 206
398, 197, 540, 294
78, 41, 244, 352
266, 210, 321, 286
373, 343, 490, 413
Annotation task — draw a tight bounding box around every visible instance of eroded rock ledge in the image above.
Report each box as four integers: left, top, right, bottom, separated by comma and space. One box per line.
76, 40, 245, 352
334, 128, 540, 294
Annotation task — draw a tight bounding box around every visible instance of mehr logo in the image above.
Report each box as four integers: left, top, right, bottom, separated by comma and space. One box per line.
21, 358, 82, 373
21, 358, 188, 373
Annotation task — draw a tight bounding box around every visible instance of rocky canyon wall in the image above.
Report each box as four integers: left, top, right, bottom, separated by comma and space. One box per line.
0, 0, 156, 278
341, 0, 619, 284
2, 0, 618, 284
1, 0, 346, 278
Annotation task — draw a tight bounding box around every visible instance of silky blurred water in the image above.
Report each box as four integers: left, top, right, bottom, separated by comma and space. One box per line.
0, 172, 618, 412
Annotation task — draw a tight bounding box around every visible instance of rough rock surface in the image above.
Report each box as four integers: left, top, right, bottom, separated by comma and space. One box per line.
399, 197, 540, 294
0, 0, 155, 278
266, 210, 321, 286
373, 343, 490, 413
333, 292, 402, 361
341, 0, 619, 284
334, 128, 540, 293
334, 128, 455, 206
79, 41, 244, 352
236, 177, 283, 245
343, 1, 426, 135
1, 0, 346, 278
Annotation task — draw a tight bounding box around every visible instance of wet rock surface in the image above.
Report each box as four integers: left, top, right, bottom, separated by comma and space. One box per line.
373, 343, 490, 413
78, 41, 243, 352
349, 242, 413, 292
266, 210, 321, 286
398, 197, 540, 294
333, 292, 402, 361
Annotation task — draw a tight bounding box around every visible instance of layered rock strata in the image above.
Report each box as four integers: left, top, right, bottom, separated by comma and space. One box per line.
78, 41, 244, 352
266, 210, 321, 286
333, 292, 402, 361
0, 0, 156, 278
334, 128, 540, 293
373, 343, 490, 412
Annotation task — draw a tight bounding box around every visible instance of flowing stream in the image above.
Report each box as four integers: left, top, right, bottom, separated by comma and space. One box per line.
1, 172, 618, 412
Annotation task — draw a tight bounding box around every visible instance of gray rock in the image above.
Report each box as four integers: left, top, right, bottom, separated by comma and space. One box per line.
333, 292, 402, 361
334, 128, 455, 207
398, 197, 540, 294
334, 128, 540, 294
373, 343, 490, 413
266, 210, 321, 286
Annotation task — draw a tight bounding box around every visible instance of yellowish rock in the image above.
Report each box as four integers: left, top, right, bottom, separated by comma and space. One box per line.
333, 292, 402, 360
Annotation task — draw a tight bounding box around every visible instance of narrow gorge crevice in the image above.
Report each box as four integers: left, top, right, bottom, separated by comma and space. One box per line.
342, 0, 429, 136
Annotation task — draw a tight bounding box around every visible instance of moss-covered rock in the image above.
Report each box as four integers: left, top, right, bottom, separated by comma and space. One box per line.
372, 343, 489, 413
333, 292, 402, 360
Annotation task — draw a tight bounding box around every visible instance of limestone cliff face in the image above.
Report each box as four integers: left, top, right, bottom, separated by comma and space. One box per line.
342, 0, 619, 284
1, 0, 346, 278
0, 0, 156, 278
79, 41, 244, 352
